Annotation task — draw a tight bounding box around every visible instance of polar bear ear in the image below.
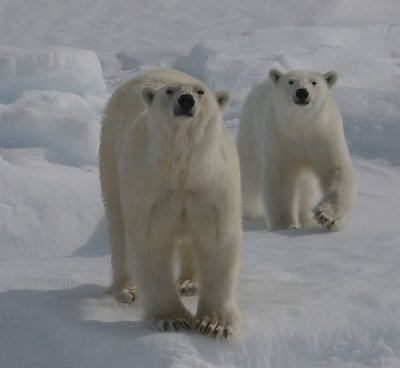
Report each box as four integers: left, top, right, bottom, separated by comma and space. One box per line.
215, 90, 230, 111
141, 86, 157, 108
269, 69, 282, 85
324, 71, 338, 88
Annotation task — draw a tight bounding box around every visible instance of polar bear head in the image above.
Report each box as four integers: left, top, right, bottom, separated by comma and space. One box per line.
269, 69, 338, 110
141, 83, 230, 131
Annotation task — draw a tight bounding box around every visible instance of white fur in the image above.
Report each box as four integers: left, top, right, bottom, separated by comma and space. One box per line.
99, 69, 242, 338
237, 69, 356, 231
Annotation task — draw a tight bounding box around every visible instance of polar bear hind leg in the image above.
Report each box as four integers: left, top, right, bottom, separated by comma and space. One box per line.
238, 146, 265, 220
177, 241, 199, 296
99, 138, 137, 304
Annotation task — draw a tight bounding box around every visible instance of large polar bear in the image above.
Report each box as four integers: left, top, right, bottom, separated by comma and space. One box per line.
237, 69, 355, 231
99, 69, 242, 339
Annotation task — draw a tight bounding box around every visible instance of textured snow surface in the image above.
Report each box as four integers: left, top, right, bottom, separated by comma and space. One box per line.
0, 0, 399, 367
1, 160, 400, 368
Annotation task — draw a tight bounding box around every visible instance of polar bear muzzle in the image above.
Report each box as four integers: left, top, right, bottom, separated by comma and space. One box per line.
174, 93, 196, 117
294, 88, 310, 105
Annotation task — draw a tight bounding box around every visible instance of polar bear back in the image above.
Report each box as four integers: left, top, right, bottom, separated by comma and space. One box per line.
238, 79, 275, 160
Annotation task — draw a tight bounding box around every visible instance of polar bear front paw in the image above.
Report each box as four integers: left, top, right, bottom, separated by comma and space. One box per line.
152, 318, 192, 332
313, 205, 343, 231
147, 309, 193, 332
194, 306, 240, 340
195, 315, 233, 339
179, 279, 199, 296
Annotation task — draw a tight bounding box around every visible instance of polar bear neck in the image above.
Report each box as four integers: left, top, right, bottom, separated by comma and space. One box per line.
148, 114, 221, 189
273, 96, 333, 137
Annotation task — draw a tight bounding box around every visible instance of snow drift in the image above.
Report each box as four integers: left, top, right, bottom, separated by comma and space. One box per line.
0, 46, 107, 261
0, 46, 106, 165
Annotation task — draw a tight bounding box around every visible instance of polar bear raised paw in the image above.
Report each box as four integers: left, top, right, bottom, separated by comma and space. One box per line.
313, 204, 344, 231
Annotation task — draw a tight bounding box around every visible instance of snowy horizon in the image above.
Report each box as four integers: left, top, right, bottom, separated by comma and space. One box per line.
1, 1, 400, 367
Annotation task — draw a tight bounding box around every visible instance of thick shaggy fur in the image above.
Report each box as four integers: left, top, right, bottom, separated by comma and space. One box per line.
99, 69, 242, 338
237, 69, 356, 231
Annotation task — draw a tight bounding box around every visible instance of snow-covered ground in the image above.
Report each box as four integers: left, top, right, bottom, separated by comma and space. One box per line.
0, 1, 399, 367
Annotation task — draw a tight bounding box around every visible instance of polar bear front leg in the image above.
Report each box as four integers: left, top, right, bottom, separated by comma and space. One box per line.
195, 246, 241, 339
313, 160, 355, 231
192, 225, 241, 339
126, 233, 193, 331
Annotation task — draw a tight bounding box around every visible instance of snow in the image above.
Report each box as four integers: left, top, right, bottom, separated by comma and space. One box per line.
0, 155, 106, 261
0, 0, 399, 367
0, 46, 105, 104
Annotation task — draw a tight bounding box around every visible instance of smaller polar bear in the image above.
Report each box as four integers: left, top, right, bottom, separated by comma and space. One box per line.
99, 69, 242, 339
237, 69, 355, 231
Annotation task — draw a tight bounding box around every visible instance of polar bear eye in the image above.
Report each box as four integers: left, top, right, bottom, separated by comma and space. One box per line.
288, 80, 295, 85
312, 81, 317, 86
197, 89, 205, 95
166, 89, 174, 95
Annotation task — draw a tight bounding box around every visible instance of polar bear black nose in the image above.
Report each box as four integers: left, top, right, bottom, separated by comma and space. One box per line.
296, 88, 309, 100
178, 94, 195, 110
